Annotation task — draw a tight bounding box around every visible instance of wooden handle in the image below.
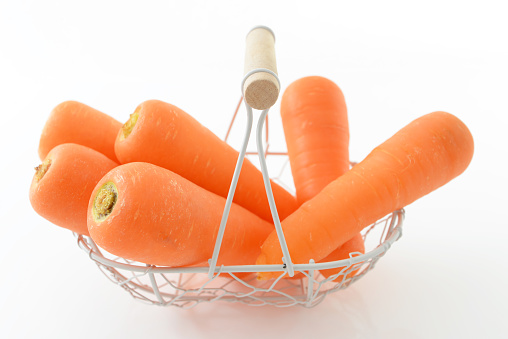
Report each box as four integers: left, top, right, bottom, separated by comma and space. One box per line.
243, 26, 279, 110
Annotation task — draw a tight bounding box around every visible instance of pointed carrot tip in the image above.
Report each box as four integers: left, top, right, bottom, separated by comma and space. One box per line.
256, 252, 267, 266
256, 272, 273, 281
256, 253, 278, 280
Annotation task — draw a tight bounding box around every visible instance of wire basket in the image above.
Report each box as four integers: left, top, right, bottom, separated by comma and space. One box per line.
76, 212, 403, 309
76, 26, 404, 308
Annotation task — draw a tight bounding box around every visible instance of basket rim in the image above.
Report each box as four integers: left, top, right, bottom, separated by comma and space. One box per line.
76, 209, 404, 276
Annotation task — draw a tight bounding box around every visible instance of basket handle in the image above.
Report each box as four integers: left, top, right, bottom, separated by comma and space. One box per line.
242, 26, 280, 110
208, 26, 294, 279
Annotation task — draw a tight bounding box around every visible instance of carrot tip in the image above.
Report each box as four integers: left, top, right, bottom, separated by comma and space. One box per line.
92, 182, 118, 222
34, 158, 52, 183
120, 108, 140, 140
256, 272, 275, 281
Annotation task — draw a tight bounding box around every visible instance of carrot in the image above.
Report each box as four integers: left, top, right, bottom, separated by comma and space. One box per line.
281, 76, 350, 205
39, 101, 122, 162
114, 99, 299, 222
87, 162, 274, 267
319, 233, 365, 281
257, 111, 474, 279
281, 76, 364, 281
29, 143, 118, 235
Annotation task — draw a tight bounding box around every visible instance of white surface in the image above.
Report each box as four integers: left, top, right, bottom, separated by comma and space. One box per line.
1, 0, 507, 338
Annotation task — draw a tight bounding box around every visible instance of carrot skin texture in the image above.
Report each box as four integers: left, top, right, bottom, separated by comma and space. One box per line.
281, 76, 364, 279
29, 143, 118, 235
39, 101, 122, 162
257, 112, 474, 278
281, 76, 350, 205
114, 100, 299, 222
87, 162, 274, 267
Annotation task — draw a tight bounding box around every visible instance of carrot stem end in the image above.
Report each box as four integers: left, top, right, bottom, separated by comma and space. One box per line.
92, 182, 118, 222
34, 158, 52, 183
120, 108, 140, 140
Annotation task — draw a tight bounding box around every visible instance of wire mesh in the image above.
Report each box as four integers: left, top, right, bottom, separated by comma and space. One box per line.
75, 209, 402, 308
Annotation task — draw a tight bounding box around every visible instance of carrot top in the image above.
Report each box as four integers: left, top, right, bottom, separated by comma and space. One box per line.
120, 109, 139, 141
92, 182, 118, 222
34, 158, 52, 183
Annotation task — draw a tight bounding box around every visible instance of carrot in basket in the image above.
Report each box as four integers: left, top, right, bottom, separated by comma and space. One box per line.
281, 76, 364, 281
87, 162, 274, 267
257, 111, 474, 279
39, 101, 122, 162
29, 143, 118, 235
281, 76, 350, 205
319, 233, 365, 281
114, 99, 299, 222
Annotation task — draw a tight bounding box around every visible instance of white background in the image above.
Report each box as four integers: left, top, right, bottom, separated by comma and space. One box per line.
1, 1, 507, 338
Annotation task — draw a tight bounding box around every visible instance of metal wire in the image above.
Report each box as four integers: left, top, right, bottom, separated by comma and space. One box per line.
209, 68, 291, 278
254, 106, 294, 276
75, 210, 402, 308
207, 98, 253, 278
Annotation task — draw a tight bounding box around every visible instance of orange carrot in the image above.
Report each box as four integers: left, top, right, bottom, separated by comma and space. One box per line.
29, 143, 118, 235
319, 233, 365, 281
257, 111, 474, 279
114, 99, 299, 222
87, 162, 274, 267
39, 101, 122, 162
281, 76, 364, 280
281, 76, 350, 205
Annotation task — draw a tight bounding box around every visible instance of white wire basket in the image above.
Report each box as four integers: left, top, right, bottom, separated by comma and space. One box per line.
75, 26, 404, 308
76, 212, 403, 308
